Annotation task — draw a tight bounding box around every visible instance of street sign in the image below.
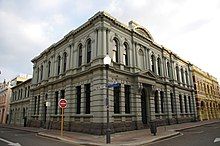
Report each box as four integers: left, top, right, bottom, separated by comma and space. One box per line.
107, 83, 120, 88
59, 99, 67, 108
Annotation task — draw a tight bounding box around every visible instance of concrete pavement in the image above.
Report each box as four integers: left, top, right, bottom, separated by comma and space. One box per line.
1, 119, 220, 146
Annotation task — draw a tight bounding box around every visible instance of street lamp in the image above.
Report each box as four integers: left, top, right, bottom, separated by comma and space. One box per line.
104, 54, 111, 144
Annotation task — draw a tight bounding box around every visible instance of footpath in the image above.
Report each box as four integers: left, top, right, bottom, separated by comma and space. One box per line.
1, 119, 220, 146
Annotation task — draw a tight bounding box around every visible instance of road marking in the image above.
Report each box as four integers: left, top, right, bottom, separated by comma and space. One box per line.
0, 138, 21, 146
214, 138, 220, 143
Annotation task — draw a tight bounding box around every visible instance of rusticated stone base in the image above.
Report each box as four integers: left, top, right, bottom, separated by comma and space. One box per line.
28, 119, 42, 128
28, 116, 196, 135
177, 116, 194, 123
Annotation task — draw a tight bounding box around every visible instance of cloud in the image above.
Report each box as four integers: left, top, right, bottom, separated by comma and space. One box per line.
0, 0, 220, 82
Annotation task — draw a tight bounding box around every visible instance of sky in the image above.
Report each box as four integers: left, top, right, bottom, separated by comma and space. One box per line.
0, 0, 220, 82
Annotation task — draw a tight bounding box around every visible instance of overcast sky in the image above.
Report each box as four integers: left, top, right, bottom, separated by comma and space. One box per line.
0, 0, 220, 82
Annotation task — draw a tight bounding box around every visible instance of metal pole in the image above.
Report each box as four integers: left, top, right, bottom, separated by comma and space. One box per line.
106, 64, 111, 144
61, 108, 64, 137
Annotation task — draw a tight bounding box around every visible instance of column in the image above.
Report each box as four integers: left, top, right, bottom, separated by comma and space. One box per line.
81, 85, 85, 114
102, 28, 107, 56
162, 57, 166, 78
97, 28, 102, 57
121, 84, 125, 115
66, 45, 71, 71
65, 84, 72, 122
73, 43, 77, 69
51, 55, 55, 77
53, 55, 58, 76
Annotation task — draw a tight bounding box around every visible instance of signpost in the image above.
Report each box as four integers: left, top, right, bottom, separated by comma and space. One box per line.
58, 99, 67, 137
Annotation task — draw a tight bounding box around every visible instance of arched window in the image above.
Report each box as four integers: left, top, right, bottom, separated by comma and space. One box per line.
123, 43, 129, 66
138, 49, 144, 69
57, 55, 61, 75
151, 54, 155, 73
40, 65, 43, 80
157, 57, 161, 76
167, 61, 171, 78
78, 44, 82, 67
185, 71, 189, 85
176, 66, 180, 82
37, 67, 39, 83
204, 83, 206, 93
48, 61, 51, 78
207, 85, 210, 94
181, 68, 185, 84
63, 52, 67, 72
154, 90, 159, 113
86, 39, 91, 63
112, 38, 119, 63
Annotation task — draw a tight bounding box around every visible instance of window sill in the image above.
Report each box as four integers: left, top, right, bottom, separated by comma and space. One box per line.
70, 114, 94, 118
112, 114, 135, 117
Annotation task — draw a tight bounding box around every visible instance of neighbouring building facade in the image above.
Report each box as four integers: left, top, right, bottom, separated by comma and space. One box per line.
0, 81, 11, 124
0, 75, 31, 125
10, 78, 31, 126
29, 11, 197, 134
192, 66, 220, 121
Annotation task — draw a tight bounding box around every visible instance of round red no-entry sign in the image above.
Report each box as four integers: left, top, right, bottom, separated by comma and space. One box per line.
59, 99, 67, 108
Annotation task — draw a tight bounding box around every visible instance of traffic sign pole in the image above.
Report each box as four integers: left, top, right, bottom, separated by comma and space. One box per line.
61, 107, 64, 137
58, 99, 67, 137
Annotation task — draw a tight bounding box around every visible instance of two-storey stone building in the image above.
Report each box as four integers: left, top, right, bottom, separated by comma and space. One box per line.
30, 11, 197, 134
10, 78, 31, 126
192, 66, 220, 121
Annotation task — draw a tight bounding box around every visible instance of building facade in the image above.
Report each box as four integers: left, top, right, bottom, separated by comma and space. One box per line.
0, 81, 11, 124
192, 66, 220, 121
30, 11, 197, 134
10, 78, 31, 126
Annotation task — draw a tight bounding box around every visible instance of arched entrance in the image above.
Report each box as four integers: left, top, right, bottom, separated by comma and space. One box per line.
141, 86, 151, 125
141, 88, 147, 124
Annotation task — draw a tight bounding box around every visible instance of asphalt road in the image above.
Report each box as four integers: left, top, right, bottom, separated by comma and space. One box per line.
146, 122, 220, 146
0, 127, 81, 146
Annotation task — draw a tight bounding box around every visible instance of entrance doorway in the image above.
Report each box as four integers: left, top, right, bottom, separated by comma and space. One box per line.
43, 103, 47, 124
141, 88, 148, 124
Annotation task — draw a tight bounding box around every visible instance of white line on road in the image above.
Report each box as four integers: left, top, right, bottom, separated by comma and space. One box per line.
0, 138, 21, 146
214, 138, 220, 143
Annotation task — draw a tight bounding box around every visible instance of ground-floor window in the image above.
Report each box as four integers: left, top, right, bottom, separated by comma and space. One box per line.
76, 86, 81, 114
125, 85, 131, 114
114, 84, 121, 114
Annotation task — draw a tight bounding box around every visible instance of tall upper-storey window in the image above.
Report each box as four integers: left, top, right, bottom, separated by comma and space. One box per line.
48, 61, 51, 78
138, 49, 144, 69
37, 67, 39, 83
123, 43, 129, 66
78, 44, 82, 67
181, 68, 185, 84
63, 52, 67, 73
176, 65, 180, 82
157, 57, 161, 76
151, 54, 155, 73
40, 65, 43, 80
57, 55, 61, 75
167, 61, 171, 78
185, 71, 189, 85
86, 39, 91, 63
112, 38, 119, 63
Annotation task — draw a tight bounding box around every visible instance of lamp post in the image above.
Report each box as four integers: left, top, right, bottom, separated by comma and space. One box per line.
104, 54, 111, 144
